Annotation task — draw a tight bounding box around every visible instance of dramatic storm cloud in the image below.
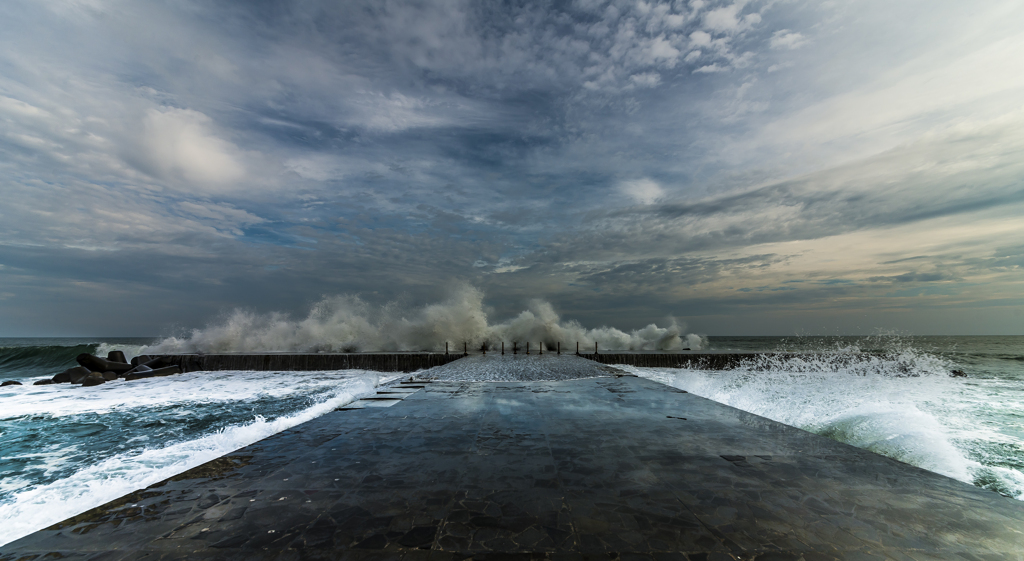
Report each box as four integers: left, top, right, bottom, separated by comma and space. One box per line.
1, 0, 1022, 336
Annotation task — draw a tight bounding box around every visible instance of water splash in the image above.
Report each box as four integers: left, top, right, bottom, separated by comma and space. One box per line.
145, 286, 705, 353
623, 339, 1024, 500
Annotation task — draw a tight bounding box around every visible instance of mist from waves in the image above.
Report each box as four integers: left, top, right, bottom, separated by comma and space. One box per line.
145, 286, 705, 354
0, 370, 384, 546
623, 338, 1024, 501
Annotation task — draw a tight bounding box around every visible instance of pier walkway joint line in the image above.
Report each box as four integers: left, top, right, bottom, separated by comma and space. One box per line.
3, 357, 1023, 560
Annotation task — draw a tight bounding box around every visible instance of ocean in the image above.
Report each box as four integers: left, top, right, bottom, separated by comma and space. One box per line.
0, 335, 1022, 546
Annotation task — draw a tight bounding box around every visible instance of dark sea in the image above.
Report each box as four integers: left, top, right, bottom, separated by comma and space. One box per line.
0, 335, 1021, 546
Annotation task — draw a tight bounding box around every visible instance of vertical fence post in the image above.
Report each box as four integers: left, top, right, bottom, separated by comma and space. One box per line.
513, 342, 517, 355
595, 342, 598, 355
464, 342, 467, 356
539, 342, 543, 355
527, 342, 530, 355
445, 342, 448, 356
557, 342, 560, 355
502, 342, 505, 355
576, 342, 579, 355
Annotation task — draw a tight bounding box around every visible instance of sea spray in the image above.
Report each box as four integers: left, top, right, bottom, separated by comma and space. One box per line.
145, 286, 705, 353
0, 369, 382, 546
622, 342, 1024, 500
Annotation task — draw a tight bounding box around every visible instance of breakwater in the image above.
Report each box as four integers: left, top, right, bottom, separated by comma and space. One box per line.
156, 352, 464, 373
580, 351, 786, 369
150, 352, 838, 373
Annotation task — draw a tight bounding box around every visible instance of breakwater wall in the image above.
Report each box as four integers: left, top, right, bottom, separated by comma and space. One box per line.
580, 352, 792, 370
157, 353, 464, 373
150, 352, 821, 373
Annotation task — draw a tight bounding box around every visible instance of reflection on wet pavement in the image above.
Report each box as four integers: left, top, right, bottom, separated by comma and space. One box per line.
3, 360, 1024, 560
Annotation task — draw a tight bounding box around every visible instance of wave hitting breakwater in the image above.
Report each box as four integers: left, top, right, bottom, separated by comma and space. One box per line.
623, 339, 1024, 502
144, 287, 705, 354
1, 335, 1022, 547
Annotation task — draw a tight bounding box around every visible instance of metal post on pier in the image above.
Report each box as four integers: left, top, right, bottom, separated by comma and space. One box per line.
464, 342, 468, 356
445, 342, 448, 356
595, 342, 598, 355
557, 342, 560, 355
576, 342, 579, 355
539, 343, 542, 355
527, 342, 530, 355
513, 342, 517, 355
502, 342, 505, 355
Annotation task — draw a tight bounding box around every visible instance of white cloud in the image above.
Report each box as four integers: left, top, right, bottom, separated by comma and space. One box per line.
629, 72, 662, 88
641, 35, 682, 66
770, 30, 807, 50
0, 95, 50, 118
142, 107, 246, 188
693, 63, 726, 73
620, 178, 664, 204
176, 201, 264, 236
689, 30, 712, 47
746, 29, 1024, 166
284, 155, 348, 181
703, 2, 760, 34
663, 13, 686, 28
352, 92, 451, 132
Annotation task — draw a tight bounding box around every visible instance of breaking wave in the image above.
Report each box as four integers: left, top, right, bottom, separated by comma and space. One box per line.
624, 340, 1024, 500
146, 286, 704, 354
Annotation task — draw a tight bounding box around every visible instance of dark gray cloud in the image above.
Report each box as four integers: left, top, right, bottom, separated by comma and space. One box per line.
1, 0, 1023, 336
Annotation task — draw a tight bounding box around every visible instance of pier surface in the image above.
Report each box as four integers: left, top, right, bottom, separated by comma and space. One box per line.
4, 356, 1023, 560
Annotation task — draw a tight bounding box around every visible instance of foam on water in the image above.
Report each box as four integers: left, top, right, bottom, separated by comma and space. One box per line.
1, 369, 372, 419
2, 334, 1022, 547
622, 344, 1024, 500
145, 286, 705, 354
0, 370, 383, 546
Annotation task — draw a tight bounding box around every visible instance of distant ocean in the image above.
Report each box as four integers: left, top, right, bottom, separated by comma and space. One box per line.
1, 335, 1022, 546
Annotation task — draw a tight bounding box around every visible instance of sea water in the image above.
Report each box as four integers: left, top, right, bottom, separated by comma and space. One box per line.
0, 338, 385, 546
0, 335, 1022, 547
625, 336, 1024, 502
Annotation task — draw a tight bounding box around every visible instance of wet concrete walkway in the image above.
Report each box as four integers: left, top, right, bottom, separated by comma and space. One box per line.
3, 362, 1023, 560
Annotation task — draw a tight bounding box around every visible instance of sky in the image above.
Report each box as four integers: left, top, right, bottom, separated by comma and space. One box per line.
1, 0, 1023, 337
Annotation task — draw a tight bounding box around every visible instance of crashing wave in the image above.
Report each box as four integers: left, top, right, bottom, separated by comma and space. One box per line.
145, 286, 705, 354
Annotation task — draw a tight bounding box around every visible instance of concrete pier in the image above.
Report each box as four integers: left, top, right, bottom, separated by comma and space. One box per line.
3, 357, 1023, 559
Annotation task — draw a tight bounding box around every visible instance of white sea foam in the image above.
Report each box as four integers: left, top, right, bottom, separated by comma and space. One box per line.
0, 370, 379, 547
145, 285, 705, 353
2, 370, 374, 419
623, 349, 1024, 499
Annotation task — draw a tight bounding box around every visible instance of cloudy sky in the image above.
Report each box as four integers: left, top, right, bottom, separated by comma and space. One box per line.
1, 0, 1023, 337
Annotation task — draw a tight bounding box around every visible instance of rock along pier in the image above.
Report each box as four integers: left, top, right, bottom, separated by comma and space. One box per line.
3, 354, 1022, 560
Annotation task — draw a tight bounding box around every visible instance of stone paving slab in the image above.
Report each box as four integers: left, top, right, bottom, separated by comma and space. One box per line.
3, 371, 1023, 560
